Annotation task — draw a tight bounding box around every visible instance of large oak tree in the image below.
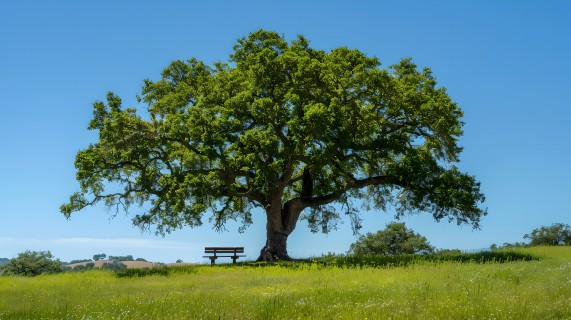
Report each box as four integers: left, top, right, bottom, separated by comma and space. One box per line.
62, 30, 486, 261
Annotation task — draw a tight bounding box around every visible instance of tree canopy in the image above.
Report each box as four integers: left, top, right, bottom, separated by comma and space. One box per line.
0, 251, 63, 276
93, 253, 106, 261
348, 222, 435, 255
524, 223, 571, 246
62, 30, 486, 260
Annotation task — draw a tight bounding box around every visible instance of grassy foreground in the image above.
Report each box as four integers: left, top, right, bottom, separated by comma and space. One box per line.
1, 247, 570, 319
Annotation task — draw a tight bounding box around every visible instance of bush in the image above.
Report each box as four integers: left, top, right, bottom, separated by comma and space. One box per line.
101, 261, 127, 270
70, 262, 96, 271
0, 251, 63, 276
349, 222, 435, 256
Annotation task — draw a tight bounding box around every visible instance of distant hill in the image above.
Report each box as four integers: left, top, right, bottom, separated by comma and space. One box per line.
67, 260, 161, 269
0, 258, 9, 266
67, 260, 194, 269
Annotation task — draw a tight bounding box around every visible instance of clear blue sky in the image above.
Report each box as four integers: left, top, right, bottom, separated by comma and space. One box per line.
1, 1, 569, 263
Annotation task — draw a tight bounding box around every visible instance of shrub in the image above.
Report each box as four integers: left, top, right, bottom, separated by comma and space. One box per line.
101, 261, 127, 270
349, 222, 435, 255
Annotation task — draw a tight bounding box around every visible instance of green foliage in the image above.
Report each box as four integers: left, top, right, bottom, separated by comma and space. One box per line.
71, 262, 96, 271
493, 241, 528, 250
135, 258, 148, 262
348, 222, 435, 255
524, 223, 571, 246
92, 253, 106, 261
437, 248, 462, 254
108, 255, 133, 262
176, 259, 183, 263
0, 251, 63, 276
68, 259, 92, 264
101, 261, 127, 270
0, 258, 8, 266
305, 250, 536, 269
62, 29, 486, 243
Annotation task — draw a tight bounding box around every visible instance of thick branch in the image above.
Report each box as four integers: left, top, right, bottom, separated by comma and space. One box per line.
293, 175, 402, 210
281, 174, 403, 234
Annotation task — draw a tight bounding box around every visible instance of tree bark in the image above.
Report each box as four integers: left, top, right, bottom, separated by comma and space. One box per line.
257, 227, 290, 262
256, 201, 296, 262
255, 168, 315, 262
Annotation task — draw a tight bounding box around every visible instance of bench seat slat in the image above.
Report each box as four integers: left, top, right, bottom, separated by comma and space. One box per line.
203, 247, 246, 265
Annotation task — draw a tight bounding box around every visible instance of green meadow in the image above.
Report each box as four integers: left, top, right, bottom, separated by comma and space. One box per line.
1, 247, 570, 319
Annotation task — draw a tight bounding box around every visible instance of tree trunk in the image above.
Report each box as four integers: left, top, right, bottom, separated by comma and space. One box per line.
256, 201, 298, 262
257, 228, 290, 262
255, 177, 309, 261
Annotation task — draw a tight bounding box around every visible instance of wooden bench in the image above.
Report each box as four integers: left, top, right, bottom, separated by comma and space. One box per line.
203, 247, 245, 265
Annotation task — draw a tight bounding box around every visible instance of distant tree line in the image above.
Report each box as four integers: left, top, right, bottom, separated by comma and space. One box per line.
69, 258, 93, 264
524, 223, 571, 246
491, 223, 571, 249
108, 255, 133, 262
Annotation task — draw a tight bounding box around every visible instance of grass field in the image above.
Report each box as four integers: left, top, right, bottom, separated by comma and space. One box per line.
1, 246, 570, 319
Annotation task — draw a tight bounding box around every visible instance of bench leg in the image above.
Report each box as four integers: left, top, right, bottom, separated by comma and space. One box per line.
210, 257, 216, 266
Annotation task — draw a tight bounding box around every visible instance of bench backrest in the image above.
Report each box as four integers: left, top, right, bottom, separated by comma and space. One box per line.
205, 247, 244, 254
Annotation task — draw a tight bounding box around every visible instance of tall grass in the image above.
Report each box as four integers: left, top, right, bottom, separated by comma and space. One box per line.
297, 249, 537, 269
0, 246, 569, 319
